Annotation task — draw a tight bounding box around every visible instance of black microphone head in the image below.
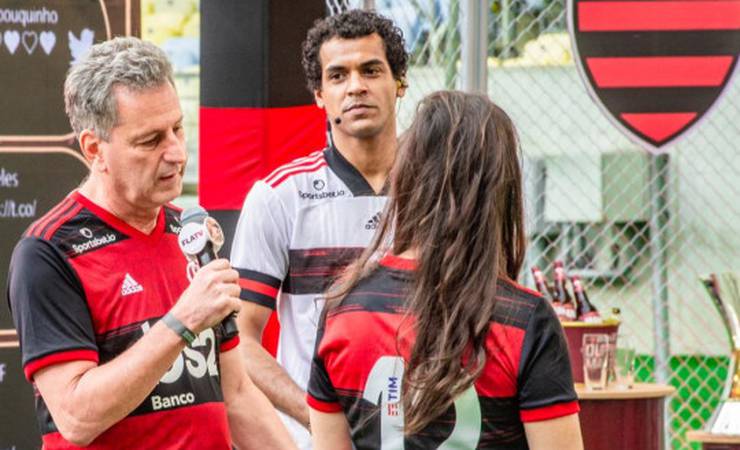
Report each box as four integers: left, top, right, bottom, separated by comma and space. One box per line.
334, 116, 341, 125
180, 206, 208, 226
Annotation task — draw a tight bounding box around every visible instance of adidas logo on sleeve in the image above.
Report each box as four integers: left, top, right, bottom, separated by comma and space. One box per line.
121, 273, 144, 296
365, 212, 381, 230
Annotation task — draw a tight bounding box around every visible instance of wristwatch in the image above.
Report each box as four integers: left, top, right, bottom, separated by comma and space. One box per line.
161, 312, 196, 345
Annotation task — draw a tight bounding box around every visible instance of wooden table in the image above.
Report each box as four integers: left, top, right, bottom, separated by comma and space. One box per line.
576, 383, 675, 450
687, 431, 740, 449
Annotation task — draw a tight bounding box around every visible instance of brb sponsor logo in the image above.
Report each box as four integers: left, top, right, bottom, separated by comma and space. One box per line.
141, 322, 220, 411
151, 392, 196, 411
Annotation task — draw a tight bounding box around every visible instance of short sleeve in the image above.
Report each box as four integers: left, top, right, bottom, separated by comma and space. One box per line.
230, 181, 290, 310
306, 321, 343, 413
518, 299, 579, 422
219, 334, 240, 353
7, 238, 98, 381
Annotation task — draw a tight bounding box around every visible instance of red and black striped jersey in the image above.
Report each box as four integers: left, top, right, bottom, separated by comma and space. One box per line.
7, 191, 238, 449
230, 146, 386, 448
308, 254, 579, 449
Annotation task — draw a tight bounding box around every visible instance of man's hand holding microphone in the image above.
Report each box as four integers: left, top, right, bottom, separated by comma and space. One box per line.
166, 207, 240, 342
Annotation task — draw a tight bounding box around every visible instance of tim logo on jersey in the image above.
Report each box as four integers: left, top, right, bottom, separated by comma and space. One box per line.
387, 375, 401, 417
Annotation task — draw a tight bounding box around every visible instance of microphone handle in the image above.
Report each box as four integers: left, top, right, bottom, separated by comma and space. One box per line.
221, 313, 239, 339
196, 247, 239, 339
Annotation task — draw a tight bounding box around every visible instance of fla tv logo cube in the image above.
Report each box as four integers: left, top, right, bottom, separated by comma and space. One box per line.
568, 0, 740, 152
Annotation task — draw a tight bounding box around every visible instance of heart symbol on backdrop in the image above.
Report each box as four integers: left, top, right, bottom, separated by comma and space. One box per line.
22, 31, 38, 55
4, 30, 19, 54
39, 31, 56, 55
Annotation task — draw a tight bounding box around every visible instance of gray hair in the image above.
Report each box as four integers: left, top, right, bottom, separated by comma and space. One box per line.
64, 36, 174, 140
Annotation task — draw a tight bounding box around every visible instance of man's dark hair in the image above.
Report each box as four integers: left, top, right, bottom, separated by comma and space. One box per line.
301, 9, 409, 92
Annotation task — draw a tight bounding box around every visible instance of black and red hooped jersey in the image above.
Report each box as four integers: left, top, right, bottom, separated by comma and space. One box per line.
308, 255, 579, 449
7, 191, 238, 449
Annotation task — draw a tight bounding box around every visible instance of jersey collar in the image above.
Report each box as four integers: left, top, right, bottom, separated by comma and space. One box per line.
323, 146, 388, 197
72, 191, 166, 243
379, 254, 417, 271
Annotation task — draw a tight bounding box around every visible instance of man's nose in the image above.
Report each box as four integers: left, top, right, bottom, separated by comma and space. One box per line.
163, 130, 187, 164
346, 71, 367, 95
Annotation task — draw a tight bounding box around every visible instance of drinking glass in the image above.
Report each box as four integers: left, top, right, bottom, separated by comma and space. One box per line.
582, 333, 610, 390
614, 334, 636, 390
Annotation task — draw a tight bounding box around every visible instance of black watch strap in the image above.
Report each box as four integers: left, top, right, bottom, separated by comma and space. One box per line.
162, 312, 196, 345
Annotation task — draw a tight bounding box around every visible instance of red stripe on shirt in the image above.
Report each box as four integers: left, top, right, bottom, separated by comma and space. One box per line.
24, 349, 99, 381
264, 151, 324, 185
586, 56, 733, 88
220, 335, 240, 352
41, 401, 231, 448
307, 393, 344, 413
579, 1, 740, 31
502, 277, 543, 299
520, 400, 580, 422
475, 322, 526, 397
239, 278, 279, 298
27, 197, 74, 237
379, 254, 417, 271
269, 161, 328, 188
43, 203, 84, 241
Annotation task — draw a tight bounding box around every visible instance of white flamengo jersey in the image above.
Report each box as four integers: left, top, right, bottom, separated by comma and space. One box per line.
230, 146, 387, 449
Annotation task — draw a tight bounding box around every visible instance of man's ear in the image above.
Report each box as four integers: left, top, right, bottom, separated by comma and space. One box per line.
78, 129, 104, 170
396, 78, 407, 98
314, 89, 324, 109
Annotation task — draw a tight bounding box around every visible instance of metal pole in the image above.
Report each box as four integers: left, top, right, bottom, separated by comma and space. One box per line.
460, 0, 488, 93
444, 0, 461, 89
649, 153, 671, 449
501, 0, 513, 58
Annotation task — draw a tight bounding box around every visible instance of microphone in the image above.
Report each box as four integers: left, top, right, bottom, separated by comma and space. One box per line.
178, 206, 238, 339
334, 116, 341, 125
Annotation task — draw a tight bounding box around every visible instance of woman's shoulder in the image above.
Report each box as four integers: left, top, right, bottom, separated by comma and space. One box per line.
491, 278, 549, 330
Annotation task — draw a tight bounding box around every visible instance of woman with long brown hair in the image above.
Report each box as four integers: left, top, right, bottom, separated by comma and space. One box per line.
307, 91, 583, 449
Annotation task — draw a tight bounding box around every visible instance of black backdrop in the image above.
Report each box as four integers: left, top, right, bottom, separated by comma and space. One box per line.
0, 2, 138, 448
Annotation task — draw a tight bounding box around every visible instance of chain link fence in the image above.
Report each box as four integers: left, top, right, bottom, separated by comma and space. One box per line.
328, 1, 740, 448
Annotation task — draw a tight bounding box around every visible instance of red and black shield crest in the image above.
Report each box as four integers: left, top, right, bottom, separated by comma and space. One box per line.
568, 1, 740, 152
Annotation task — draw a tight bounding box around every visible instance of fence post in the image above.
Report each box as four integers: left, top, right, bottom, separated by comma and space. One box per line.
649, 153, 671, 449
460, 0, 488, 93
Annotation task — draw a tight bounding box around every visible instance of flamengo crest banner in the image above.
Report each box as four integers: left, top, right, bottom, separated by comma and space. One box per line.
568, 0, 740, 152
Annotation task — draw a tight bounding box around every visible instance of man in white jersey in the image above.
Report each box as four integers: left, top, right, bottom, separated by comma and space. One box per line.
230, 10, 408, 449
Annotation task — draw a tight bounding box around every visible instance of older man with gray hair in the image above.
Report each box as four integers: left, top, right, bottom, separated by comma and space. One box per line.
7, 37, 295, 449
